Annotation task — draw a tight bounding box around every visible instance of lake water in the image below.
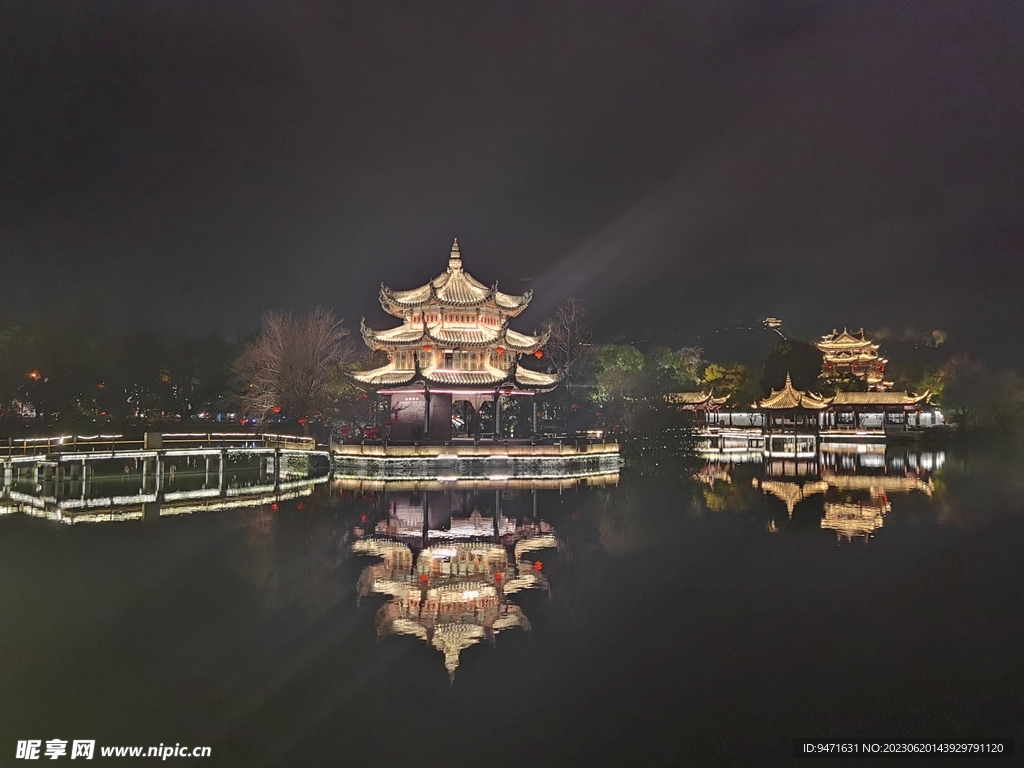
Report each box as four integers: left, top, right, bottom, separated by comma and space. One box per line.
1, 442, 1021, 765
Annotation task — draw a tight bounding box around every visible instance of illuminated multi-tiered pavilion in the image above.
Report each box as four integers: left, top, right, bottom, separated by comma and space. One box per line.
353, 239, 560, 441
817, 328, 890, 389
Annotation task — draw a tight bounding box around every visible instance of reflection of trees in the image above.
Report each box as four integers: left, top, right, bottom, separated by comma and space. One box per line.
934, 448, 1024, 527
234, 491, 370, 617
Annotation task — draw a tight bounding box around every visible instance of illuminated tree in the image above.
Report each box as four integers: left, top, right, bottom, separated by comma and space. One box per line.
232, 308, 353, 423
702, 363, 761, 407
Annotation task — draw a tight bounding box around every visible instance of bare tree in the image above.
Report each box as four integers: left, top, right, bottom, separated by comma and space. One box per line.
232, 307, 353, 422
543, 297, 597, 408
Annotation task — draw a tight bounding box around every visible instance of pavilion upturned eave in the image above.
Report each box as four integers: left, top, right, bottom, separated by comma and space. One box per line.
360, 318, 548, 353
350, 361, 560, 391
756, 374, 832, 410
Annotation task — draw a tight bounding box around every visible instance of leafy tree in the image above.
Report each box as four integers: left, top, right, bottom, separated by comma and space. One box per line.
702, 363, 761, 407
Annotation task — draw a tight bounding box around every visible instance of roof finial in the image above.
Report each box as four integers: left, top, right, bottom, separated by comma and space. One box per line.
784, 372, 793, 387
448, 237, 461, 270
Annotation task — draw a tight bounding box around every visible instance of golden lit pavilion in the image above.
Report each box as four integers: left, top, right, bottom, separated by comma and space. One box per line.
817, 328, 890, 389
353, 239, 560, 441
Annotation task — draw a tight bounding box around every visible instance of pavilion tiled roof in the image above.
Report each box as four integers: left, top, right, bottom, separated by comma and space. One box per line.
350, 361, 560, 391
665, 391, 728, 406
511, 366, 560, 389
830, 391, 931, 406
756, 373, 832, 410
817, 327, 880, 351
379, 239, 532, 317
360, 318, 548, 353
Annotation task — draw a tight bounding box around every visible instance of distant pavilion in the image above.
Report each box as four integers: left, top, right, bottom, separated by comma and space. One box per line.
353, 239, 560, 442
817, 328, 890, 390
670, 373, 939, 448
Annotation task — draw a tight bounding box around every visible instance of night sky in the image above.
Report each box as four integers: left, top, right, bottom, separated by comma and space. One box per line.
4, 2, 1024, 367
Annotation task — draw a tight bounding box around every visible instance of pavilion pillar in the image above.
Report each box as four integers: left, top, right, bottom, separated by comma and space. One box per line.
423, 386, 431, 438
219, 449, 226, 497
532, 398, 537, 437
492, 390, 500, 441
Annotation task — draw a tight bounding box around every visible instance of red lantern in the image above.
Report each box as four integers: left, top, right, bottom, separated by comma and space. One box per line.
533, 561, 543, 571
270, 502, 279, 512
298, 417, 308, 426
534, 350, 544, 359
571, 403, 580, 412
423, 344, 433, 352
360, 392, 368, 399
272, 406, 282, 414
494, 572, 503, 582
419, 573, 429, 584
496, 346, 505, 355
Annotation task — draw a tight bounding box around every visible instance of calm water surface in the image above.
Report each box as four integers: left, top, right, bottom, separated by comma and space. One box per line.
2, 443, 1022, 766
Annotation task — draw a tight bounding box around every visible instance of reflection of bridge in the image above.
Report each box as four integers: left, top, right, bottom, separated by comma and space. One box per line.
1, 432, 329, 524
332, 439, 620, 482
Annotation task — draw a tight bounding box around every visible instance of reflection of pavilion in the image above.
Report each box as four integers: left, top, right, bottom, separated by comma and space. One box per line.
734, 444, 941, 541
821, 500, 889, 541
352, 487, 557, 679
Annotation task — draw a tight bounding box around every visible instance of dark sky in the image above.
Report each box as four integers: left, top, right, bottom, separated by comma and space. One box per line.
4, 1, 1024, 366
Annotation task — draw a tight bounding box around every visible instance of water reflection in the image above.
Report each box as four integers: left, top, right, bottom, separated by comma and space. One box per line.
2, 452, 331, 523
698, 443, 945, 541
349, 482, 572, 680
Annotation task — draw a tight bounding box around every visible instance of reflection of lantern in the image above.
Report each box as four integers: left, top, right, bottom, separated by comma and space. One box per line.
534, 350, 544, 358
533, 561, 543, 571
270, 502, 279, 512
419, 573, 429, 584
571, 403, 580, 412
360, 392, 368, 399
494, 572, 503, 582
298, 417, 308, 426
